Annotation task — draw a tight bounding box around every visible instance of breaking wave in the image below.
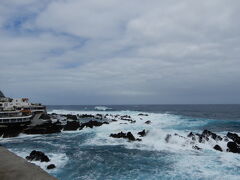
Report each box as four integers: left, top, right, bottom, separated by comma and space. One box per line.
94, 106, 112, 111
2, 107, 240, 180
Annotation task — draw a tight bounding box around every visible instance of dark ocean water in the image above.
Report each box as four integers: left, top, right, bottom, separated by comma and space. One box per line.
47, 104, 240, 120
1, 105, 240, 180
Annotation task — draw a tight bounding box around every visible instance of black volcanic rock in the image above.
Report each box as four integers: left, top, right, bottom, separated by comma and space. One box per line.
39, 113, 51, 120
80, 120, 109, 129
0, 125, 27, 138
138, 130, 147, 137
121, 115, 131, 119
227, 141, 240, 153
110, 131, 126, 138
202, 130, 222, 141
66, 114, 78, 120
127, 132, 136, 141
187, 130, 222, 143
47, 164, 56, 169
26, 150, 50, 162
227, 132, 240, 144
138, 113, 148, 116
165, 134, 172, 143
63, 121, 80, 131
110, 131, 140, 141
78, 114, 95, 118
213, 145, 223, 152
145, 120, 151, 124
24, 122, 62, 134
192, 146, 202, 150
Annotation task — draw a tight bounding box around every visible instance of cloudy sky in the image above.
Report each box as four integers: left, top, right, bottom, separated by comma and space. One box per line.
0, 0, 240, 105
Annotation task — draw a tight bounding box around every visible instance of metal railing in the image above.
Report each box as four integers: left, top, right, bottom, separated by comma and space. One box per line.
0, 115, 32, 124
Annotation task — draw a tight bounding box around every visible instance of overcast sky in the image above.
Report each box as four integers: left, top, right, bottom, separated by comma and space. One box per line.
0, 0, 240, 105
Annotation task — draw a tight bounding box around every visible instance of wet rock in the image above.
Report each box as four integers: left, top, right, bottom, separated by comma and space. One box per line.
120, 115, 135, 123
187, 130, 222, 143
138, 130, 148, 137
192, 146, 201, 150
165, 134, 172, 143
66, 114, 78, 120
138, 113, 148, 116
187, 132, 202, 142
227, 132, 240, 144
227, 141, 240, 153
213, 145, 223, 152
145, 120, 151, 124
39, 113, 51, 120
47, 164, 56, 169
0, 125, 28, 138
121, 115, 131, 119
223, 136, 229, 142
187, 132, 196, 141
202, 130, 222, 141
110, 131, 140, 141
63, 121, 80, 131
110, 131, 126, 138
78, 114, 95, 118
80, 120, 109, 129
26, 150, 50, 162
24, 122, 62, 134
127, 132, 136, 141
96, 114, 103, 120
174, 133, 186, 139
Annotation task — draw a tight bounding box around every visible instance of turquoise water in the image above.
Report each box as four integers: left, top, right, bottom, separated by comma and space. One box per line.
1, 105, 240, 180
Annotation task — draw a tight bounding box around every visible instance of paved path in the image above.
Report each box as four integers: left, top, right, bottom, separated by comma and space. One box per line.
30, 113, 44, 126
0, 146, 57, 180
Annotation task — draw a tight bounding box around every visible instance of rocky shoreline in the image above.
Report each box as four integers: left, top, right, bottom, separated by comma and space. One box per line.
1, 112, 240, 178
1, 112, 240, 154
0, 146, 57, 180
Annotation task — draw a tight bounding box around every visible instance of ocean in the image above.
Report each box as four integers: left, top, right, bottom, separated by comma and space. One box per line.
1, 104, 240, 180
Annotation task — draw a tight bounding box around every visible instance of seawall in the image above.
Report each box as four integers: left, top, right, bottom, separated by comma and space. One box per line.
0, 146, 57, 180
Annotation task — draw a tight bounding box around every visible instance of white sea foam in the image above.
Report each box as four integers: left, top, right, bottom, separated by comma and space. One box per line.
3, 108, 240, 179
8, 148, 68, 172
94, 106, 112, 111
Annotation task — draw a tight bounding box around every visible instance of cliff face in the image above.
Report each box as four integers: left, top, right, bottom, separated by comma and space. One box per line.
0, 91, 5, 98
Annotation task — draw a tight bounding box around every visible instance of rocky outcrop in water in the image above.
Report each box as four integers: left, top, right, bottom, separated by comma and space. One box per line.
39, 113, 51, 120
24, 122, 62, 134
213, 145, 223, 152
0, 125, 28, 138
187, 129, 222, 143
227, 132, 240, 144
78, 114, 95, 118
79, 120, 109, 129
145, 120, 151, 124
65, 114, 78, 120
47, 164, 56, 169
192, 145, 202, 150
227, 142, 240, 153
26, 150, 50, 162
138, 113, 148, 116
110, 131, 141, 141
138, 130, 148, 137
63, 121, 80, 131
164, 130, 240, 154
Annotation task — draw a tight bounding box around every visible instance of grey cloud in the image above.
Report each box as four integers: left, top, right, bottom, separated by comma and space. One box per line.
0, 0, 240, 104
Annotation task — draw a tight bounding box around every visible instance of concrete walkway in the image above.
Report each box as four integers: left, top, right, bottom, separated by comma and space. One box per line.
30, 113, 45, 126
0, 146, 57, 180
